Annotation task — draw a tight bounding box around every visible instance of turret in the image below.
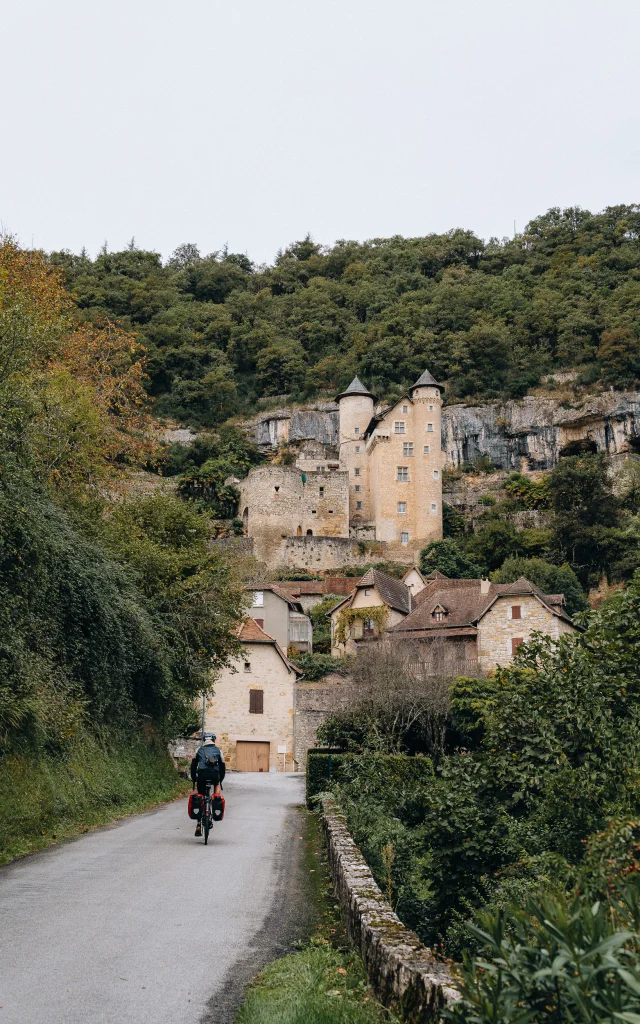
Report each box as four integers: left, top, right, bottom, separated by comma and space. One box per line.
336, 376, 375, 524
409, 369, 445, 553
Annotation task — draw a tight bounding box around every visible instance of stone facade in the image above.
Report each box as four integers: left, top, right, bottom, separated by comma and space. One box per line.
294, 677, 356, 768
206, 630, 300, 772
277, 536, 387, 572
239, 370, 445, 568
477, 593, 575, 671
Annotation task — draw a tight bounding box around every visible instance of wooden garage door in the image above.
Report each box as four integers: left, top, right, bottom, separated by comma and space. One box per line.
236, 741, 270, 772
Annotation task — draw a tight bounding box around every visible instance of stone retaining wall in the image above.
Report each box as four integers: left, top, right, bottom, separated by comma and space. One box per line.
322, 797, 458, 1022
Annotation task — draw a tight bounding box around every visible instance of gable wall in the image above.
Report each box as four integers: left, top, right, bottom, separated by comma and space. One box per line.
477, 595, 575, 671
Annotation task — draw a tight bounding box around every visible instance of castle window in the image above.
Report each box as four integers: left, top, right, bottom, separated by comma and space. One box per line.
427, 423, 434, 432
403, 442, 414, 457
354, 468, 360, 477
252, 591, 264, 607
401, 531, 409, 544
306, 529, 313, 536
328, 509, 334, 514
394, 421, 406, 434
355, 485, 361, 492
355, 446, 360, 453
430, 503, 437, 514
274, 486, 280, 492
429, 404, 434, 411
311, 509, 317, 514
356, 501, 362, 509
397, 466, 409, 482
398, 502, 407, 514
319, 486, 324, 495
424, 445, 430, 455
354, 427, 360, 435
433, 470, 439, 480
402, 405, 409, 413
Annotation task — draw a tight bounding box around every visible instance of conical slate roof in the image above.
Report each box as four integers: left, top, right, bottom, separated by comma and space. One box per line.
411, 369, 445, 392
335, 375, 376, 402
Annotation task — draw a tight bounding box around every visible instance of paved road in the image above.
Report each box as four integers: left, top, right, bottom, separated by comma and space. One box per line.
0, 773, 307, 1024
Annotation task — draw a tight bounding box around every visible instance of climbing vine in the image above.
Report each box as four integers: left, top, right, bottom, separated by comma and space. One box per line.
335, 606, 389, 645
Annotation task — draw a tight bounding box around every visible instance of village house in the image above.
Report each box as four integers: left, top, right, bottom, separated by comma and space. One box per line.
239, 369, 445, 567
275, 577, 356, 613
329, 568, 413, 656
205, 618, 302, 773
246, 584, 313, 654
386, 575, 577, 674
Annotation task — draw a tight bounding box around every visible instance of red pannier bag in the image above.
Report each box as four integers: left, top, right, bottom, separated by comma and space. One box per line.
188, 793, 204, 820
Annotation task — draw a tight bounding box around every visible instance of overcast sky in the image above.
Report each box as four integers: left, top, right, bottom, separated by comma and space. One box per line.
1, 0, 638, 265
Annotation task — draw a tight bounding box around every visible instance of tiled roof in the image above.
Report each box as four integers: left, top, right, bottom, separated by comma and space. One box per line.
234, 618, 303, 674
243, 583, 303, 612
276, 578, 355, 598
335, 375, 376, 401
389, 576, 575, 633
357, 568, 412, 614
411, 369, 445, 392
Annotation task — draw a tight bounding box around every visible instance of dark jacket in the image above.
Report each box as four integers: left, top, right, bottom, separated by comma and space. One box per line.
190, 743, 226, 784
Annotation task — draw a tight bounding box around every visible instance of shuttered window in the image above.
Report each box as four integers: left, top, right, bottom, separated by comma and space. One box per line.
511, 605, 521, 619
511, 638, 523, 655
249, 689, 264, 714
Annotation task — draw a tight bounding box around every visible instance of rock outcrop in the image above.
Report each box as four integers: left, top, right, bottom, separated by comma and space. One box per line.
244, 391, 640, 471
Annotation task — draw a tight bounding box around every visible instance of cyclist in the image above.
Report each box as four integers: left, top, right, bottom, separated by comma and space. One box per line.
190, 734, 225, 837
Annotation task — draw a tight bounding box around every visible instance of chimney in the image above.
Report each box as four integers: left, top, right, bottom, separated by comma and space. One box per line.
480, 577, 490, 595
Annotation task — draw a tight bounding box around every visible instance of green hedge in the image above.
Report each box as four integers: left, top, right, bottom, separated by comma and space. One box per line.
306, 751, 434, 806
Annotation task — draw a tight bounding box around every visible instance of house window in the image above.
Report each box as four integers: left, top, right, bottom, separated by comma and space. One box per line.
244, 661, 251, 672
433, 611, 445, 622
398, 502, 407, 514
433, 470, 439, 480
354, 427, 360, 435
364, 589, 371, 596
511, 638, 523, 655
401, 531, 409, 544
511, 605, 522, 619
252, 591, 264, 607
427, 423, 434, 432
397, 466, 409, 481
249, 689, 264, 714
356, 501, 362, 509
363, 618, 375, 636
355, 446, 360, 453
254, 618, 264, 628
402, 405, 409, 413
319, 486, 324, 496
355, 485, 361, 492
354, 468, 360, 477
403, 442, 414, 457
290, 618, 309, 642
423, 445, 430, 455
394, 421, 406, 434
430, 503, 437, 514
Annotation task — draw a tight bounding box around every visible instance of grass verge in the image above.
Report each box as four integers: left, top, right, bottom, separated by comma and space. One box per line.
235, 808, 396, 1024
0, 728, 189, 865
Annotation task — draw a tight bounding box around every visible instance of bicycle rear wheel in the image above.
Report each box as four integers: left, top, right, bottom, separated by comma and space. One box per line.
204, 815, 210, 845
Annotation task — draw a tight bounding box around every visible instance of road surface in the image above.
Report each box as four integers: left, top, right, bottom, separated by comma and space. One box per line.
0, 772, 307, 1024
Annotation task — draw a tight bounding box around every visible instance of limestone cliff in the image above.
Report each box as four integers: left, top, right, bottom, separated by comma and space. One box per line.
244, 391, 640, 471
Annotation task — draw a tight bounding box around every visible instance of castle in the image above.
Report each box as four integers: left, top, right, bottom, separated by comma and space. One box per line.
239, 369, 445, 568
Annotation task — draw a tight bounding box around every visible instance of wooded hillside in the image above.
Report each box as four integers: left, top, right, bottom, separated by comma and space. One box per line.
50, 204, 640, 426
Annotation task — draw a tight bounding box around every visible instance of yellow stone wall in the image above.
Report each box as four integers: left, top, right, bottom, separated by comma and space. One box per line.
338, 392, 375, 524
477, 595, 575, 672
205, 643, 296, 772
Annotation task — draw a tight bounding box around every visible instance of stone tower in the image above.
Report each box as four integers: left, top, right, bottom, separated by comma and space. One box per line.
408, 369, 444, 553
336, 376, 375, 526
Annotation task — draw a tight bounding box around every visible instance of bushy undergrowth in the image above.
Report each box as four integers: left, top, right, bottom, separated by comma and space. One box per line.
326, 572, 640, 984
0, 728, 187, 863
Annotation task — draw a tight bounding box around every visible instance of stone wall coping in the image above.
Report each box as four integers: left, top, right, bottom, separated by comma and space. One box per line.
321, 796, 459, 1021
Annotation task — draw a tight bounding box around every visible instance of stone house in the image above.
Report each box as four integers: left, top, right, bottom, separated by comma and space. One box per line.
205, 618, 302, 772
386, 575, 577, 674
246, 584, 313, 654
329, 568, 413, 657
401, 566, 429, 598
239, 369, 445, 567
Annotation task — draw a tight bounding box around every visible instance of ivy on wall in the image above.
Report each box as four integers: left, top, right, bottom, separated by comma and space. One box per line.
335, 606, 389, 646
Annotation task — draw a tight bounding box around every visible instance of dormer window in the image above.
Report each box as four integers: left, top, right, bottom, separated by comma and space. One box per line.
431, 604, 447, 623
